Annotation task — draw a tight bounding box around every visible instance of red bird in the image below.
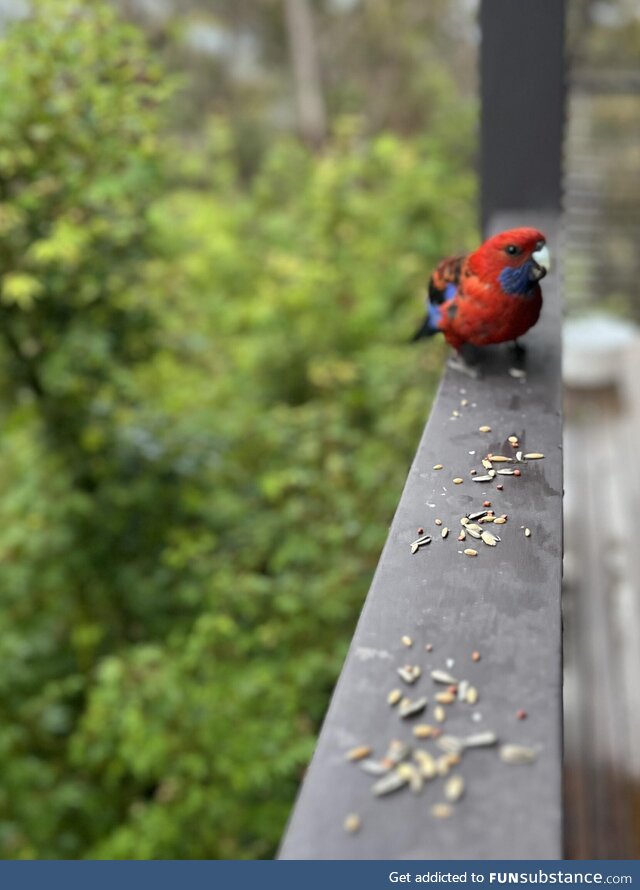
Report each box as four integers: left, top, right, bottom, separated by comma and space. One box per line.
412, 227, 550, 355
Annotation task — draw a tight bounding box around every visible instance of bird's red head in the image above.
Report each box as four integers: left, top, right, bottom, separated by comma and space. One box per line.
471, 227, 550, 295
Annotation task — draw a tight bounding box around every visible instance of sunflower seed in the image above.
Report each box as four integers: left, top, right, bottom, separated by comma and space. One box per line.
466, 686, 478, 705
497, 468, 515, 475
372, 769, 410, 796
413, 749, 437, 779
444, 775, 465, 803
479, 425, 491, 433
436, 691, 456, 704
453, 477, 464, 485
431, 669, 458, 684
464, 731, 498, 748
500, 744, 538, 765
413, 723, 435, 739
401, 635, 413, 647
441, 527, 449, 539
437, 734, 465, 755
431, 803, 453, 819
489, 455, 513, 463
397, 665, 421, 684
464, 548, 478, 557
388, 688, 402, 706
434, 705, 446, 723
433, 464, 443, 470
399, 696, 428, 718
524, 527, 531, 537
346, 745, 372, 761
481, 531, 499, 546
466, 525, 482, 539
472, 475, 493, 483
524, 453, 544, 460
468, 510, 489, 521
344, 813, 362, 833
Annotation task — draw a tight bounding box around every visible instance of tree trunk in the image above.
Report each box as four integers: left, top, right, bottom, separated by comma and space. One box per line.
284, 0, 328, 147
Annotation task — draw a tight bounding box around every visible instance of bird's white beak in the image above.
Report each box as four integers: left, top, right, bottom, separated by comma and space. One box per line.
532, 244, 551, 273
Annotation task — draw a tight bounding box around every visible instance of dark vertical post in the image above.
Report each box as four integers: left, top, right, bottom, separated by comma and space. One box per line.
480, 0, 566, 229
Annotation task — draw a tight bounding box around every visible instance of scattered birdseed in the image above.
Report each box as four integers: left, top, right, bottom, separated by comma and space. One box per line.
399, 696, 428, 718
479, 425, 491, 433
460, 516, 470, 526
433, 464, 443, 470
359, 758, 391, 776
446, 658, 455, 669
481, 531, 499, 547
453, 477, 464, 485
496, 484, 504, 491
413, 724, 435, 739
431, 803, 453, 819
516, 709, 528, 720
452, 410, 460, 418
437, 735, 465, 755
524, 452, 544, 460
516, 451, 523, 461
465, 525, 482, 538
473, 475, 493, 483
513, 469, 521, 476
508, 367, 526, 378
461, 399, 469, 407
388, 689, 402, 706
425, 643, 433, 652
441, 527, 449, 539
434, 705, 446, 723
471, 712, 483, 723
431, 669, 458, 685
417, 527, 424, 535
464, 548, 478, 557
482, 458, 493, 470
458, 530, 466, 541
435, 518, 442, 526
436, 691, 456, 705
466, 686, 479, 705
468, 510, 489, 521
436, 754, 452, 776
445, 775, 465, 803
402, 635, 413, 647
397, 665, 421, 684
413, 749, 437, 779
493, 516, 506, 525
524, 527, 531, 538
500, 744, 538, 765
344, 813, 362, 833
472, 651, 481, 662
457, 679, 469, 701
372, 770, 409, 796
411, 542, 419, 554
488, 469, 497, 477
464, 731, 498, 748
346, 745, 372, 761
483, 500, 491, 507
497, 468, 515, 476
489, 455, 513, 463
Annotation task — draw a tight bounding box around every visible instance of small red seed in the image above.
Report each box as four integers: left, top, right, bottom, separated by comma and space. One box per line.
448, 685, 458, 695
417, 527, 424, 535
425, 643, 433, 652
496, 484, 504, 491
432, 728, 443, 738
470, 469, 477, 475
472, 651, 481, 662
513, 469, 521, 477
483, 500, 491, 508
516, 709, 527, 720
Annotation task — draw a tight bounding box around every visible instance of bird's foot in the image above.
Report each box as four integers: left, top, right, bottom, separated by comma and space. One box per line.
511, 340, 527, 359
447, 354, 479, 379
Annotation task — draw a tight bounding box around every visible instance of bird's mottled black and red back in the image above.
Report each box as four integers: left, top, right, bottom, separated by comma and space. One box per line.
413, 227, 549, 351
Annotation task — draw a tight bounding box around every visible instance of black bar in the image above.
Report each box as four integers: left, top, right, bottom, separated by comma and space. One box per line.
480, 0, 566, 229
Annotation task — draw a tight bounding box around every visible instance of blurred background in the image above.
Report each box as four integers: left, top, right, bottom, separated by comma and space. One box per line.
0, 0, 638, 861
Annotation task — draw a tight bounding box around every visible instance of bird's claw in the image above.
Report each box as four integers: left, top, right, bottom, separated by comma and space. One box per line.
447, 355, 479, 379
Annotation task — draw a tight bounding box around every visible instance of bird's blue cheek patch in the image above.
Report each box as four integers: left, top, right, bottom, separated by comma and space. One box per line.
499, 261, 535, 296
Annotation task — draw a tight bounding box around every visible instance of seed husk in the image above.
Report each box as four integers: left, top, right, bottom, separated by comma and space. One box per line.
435, 518, 442, 526
500, 744, 538, 765
436, 691, 456, 704
524, 452, 544, 460
433, 463, 443, 470
460, 516, 470, 526
410, 542, 419, 554
434, 705, 446, 723
496, 468, 515, 475
431, 669, 458, 685
453, 477, 464, 485
516, 451, 523, 461
482, 458, 493, 470
457, 679, 469, 701
479, 425, 491, 433
464, 731, 498, 748
344, 813, 362, 833
413, 749, 437, 779
372, 769, 410, 796
401, 635, 413, 647
473, 475, 493, 483
385, 739, 410, 764
524, 527, 531, 537
431, 803, 453, 819
437, 734, 465, 755
444, 775, 465, 803
481, 531, 499, 546
388, 688, 402, 706
346, 745, 372, 761
463, 548, 478, 557
359, 758, 390, 776
397, 665, 421, 684
413, 723, 435, 739
441, 527, 449, 539
399, 696, 428, 718
468, 510, 489, 521
466, 686, 478, 705
488, 469, 497, 477
465, 526, 482, 539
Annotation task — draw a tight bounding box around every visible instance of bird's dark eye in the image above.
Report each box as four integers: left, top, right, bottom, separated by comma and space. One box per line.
535, 240, 545, 250
505, 244, 521, 256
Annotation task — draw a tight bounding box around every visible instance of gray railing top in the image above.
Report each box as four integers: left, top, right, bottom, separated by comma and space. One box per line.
278, 211, 563, 860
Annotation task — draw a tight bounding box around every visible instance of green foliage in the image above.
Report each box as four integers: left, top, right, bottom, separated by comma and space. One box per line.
0, 0, 476, 859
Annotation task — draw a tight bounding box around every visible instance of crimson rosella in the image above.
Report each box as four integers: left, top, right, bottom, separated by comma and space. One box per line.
412, 227, 550, 355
